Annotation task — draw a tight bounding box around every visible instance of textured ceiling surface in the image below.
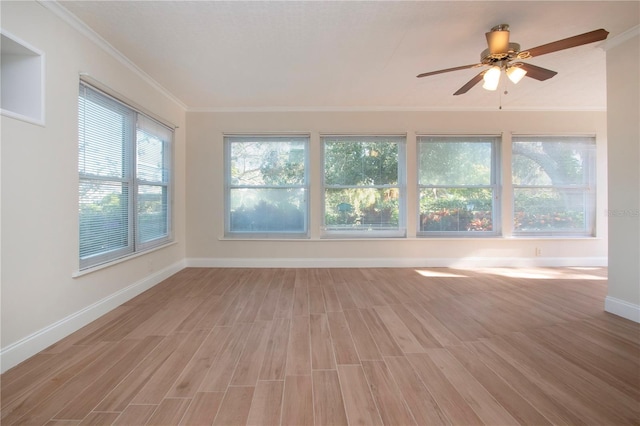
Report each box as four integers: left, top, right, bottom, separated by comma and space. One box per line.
59, 1, 639, 111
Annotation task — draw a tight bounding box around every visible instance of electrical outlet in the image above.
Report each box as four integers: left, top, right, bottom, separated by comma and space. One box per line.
535, 247, 542, 257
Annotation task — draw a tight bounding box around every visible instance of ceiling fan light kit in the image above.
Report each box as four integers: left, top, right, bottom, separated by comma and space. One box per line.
506, 64, 527, 84
482, 66, 501, 90
417, 24, 609, 96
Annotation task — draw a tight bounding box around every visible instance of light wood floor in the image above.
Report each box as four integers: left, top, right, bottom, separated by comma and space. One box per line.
1, 267, 639, 425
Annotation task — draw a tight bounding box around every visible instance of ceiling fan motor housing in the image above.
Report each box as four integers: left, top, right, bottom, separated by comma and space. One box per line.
481, 43, 521, 63
486, 24, 510, 52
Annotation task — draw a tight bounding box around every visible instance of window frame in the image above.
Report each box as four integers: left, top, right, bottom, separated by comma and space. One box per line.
321, 134, 406, 239
511, 135, 597, 237
224, 134, 310, 239
416, 135, 501, 237
135, 115, 173, 251
78, 81, 173, 271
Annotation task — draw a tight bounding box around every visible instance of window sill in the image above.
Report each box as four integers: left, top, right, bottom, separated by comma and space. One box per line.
218, 236, 499, 242
72, 240, 177, 278
217, 236, 602, 242
508, 235, 601, 240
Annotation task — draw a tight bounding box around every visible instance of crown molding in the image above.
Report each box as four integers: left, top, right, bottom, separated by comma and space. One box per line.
601, 25, 639, 51
36, 0, 187, 111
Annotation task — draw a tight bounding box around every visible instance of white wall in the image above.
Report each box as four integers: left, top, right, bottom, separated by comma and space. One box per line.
0, 1, 187, 371
605, 29, 640, 322
186, 110, 608, 267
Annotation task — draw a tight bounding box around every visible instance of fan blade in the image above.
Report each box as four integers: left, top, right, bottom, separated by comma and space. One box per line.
521, 29, 609, 58
417, 63, 482, 78
519, 63, 558, 81
453, 71, 484, 95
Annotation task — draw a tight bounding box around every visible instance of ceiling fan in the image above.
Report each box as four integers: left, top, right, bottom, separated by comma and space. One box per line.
416, 25, 609, 95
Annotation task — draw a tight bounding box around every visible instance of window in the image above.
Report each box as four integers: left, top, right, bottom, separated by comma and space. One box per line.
78, 82, 173, 270
512, 135, 596, 236
225, 135, 309, 238
417, 136, 499, 236
322, 135, 405, 237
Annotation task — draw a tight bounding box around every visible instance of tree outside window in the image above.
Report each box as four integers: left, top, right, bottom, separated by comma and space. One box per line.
418, 136, 499, 236
512, 136, 596, 236
322, 136, 405, 237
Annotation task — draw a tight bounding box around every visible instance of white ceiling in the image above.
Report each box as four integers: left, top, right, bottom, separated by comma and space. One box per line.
59, 1, 639, 111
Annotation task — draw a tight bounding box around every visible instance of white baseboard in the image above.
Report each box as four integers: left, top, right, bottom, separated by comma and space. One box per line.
605, 296, 640, 323
0, 260, 186, 374
186, 256, 607, 269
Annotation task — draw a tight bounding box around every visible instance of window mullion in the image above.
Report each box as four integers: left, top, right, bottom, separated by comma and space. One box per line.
129, 112, 137, 252
137, 179, 169, 186
229, 184, 306, 190
79, 174, 130, 184
324, 184, 399, 189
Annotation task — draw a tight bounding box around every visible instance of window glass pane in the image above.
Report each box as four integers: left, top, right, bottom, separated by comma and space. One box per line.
230, 139, 306, 186
226, 136, 308, 237
79, 180, 129, 259
138, 184, 168, 243
230, 188, 306, 232
324, 188, 400, 230
324, 140, 398, 186
137, 130, 167, 183
417, 136, 497, 236
419, 188, 493, 232
512, 136, 595, 236
419, 141, 492, 186
512, 138, 594, 186
514, 188, 591, 233
78, 93, 131, 178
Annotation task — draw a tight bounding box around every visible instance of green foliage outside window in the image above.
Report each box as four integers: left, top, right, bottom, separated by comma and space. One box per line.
418, 138, 496, 233
513, 188, 587, 232
323, 139, 401, 230
79, 188, 129, 258
420, 188, 493, 232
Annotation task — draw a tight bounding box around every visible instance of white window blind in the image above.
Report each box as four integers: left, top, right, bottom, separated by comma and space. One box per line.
78, 82, 173, 269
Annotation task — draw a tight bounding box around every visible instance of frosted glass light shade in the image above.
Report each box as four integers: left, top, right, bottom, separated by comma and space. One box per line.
482, 66, 501, 91
507, 65, 527, 84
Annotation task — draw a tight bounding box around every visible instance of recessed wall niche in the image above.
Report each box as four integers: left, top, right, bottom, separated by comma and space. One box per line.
1, 30, 45, 125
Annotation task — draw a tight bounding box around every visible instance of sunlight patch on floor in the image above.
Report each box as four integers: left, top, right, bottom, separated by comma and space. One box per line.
474, 267, 607, 280
414, 269, 468, 278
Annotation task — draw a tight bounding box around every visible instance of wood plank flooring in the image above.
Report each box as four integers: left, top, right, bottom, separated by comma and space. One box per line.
2, 267, 639, 425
